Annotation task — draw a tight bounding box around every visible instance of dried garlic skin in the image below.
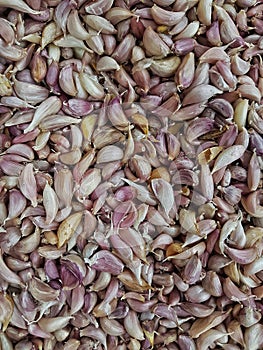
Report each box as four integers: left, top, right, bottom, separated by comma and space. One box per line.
0, 0, 262, 348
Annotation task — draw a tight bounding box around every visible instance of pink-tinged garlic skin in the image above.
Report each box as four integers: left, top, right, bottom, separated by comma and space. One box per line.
0, 0, 263, 348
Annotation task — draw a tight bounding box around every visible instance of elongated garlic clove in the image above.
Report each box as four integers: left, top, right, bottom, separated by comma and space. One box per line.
143, 26, 170, 58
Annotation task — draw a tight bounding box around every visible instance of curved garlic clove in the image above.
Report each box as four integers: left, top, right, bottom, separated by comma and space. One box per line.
57, 211, 82, 248
241, 190, 263, 218
79, 71, 105, 99
175, 21, 200, 40
85, 0, 114, 15
83, 15, 117, 35
67, 10, 89, 40
38, 316, 73, 333
88, 250, 124, 275
238, 84, 261, 103
41, 21, 58, 49
143, 26, 170, 58
182, 84, 223, 106
80, 325, 107, 349
100, 317, 125, 336
196, 0, 213, 26
96, 56, 120, 72
124, 310, 145, 341
105, 6, 134, 25
150, 56, 181, 78
151, 4, 184, 26
189, 310, 231, 338
0, 0, 41, 14
15, 227, 40, 254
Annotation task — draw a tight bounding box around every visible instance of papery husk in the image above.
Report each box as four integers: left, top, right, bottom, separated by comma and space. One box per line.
0, 293, 14, 331
196, 329, 229, 350
92, 299, 117, 318
57, 212, 82, 248
179, 209, 198, 235
227, 320, 245, 347
224, 261, 240, 285
166, 242, 206, 260
0, 74, 13, 97
245, 227, 263, 248
166, 242, 183, 257
189, 310, 231, 338
118, 270, 152, 292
